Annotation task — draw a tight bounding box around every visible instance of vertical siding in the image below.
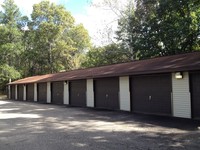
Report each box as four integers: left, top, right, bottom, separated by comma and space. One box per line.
15, 85, 18, 100
172, 72, 191, 118
47, 82, 51, 103
63, 81, 69, 105
87, 79, 94, 107
119, 76, 130, 111
34, 83, 37, 102
23, 85, 26, 101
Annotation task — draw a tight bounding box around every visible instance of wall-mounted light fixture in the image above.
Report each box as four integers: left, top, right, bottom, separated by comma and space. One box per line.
175, 72, 183, 79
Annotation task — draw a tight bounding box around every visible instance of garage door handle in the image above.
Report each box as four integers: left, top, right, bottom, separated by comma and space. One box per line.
106, 94, 108, 98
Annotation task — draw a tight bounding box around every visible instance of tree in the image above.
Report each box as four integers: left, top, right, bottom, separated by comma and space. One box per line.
116, 0, 200, 59
156, 0, 200, 55
82, 43, 129, 68
0, 0, 27, 92
0, 64, 21, 92
26, 0, 91, 75
0, 0, 23, 65
0, 0, 91, 93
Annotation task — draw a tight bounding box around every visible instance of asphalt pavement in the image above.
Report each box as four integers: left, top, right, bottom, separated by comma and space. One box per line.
0, 100, 200, 150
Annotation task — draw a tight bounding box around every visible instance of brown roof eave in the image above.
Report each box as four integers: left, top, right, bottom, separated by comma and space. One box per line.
7, 67, 200, 85
7, 52, 200, 85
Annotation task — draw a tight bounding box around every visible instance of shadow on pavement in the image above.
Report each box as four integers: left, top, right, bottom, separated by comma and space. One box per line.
0, 99, 200, 150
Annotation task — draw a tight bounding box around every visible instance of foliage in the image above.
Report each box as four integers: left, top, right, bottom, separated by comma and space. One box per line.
0, 0, 199, 92
82, 43, 129, 68
24, 0, 91, 75
116, 0, 200, 59
0, 0, 25, 92
0, 64, 20, 93
0, 0, 91, 92
0, 64, 21, 80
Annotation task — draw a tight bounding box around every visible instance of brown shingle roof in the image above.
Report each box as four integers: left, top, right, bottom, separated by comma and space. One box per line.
9, 51, 200, 85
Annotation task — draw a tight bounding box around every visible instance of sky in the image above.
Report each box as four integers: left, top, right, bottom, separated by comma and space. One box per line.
0, 0, 127, 46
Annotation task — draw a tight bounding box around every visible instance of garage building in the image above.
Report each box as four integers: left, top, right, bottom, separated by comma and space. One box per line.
8, 52, 200, 119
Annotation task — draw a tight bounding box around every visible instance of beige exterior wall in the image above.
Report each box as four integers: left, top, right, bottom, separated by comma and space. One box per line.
34, 83, 37, 102
15, 85, 17, 100
23, 85, 26, 101
119, 76, 131, 111
63, 81, 69, 105
47, 82, 51, 103
172, 72, 191, 118
87, 79, 94, 107
8, 85, 11, 99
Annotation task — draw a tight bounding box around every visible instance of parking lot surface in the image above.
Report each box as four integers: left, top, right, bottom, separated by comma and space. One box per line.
0, 100, 200, 150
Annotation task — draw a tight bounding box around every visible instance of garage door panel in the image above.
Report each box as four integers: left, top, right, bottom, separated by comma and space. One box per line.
51, 82, 64, 105
95, 91, 106, 108
107, 93, 119, 109
37, 83, 47, 103
131, 74, 172, 115
70, 93, 86, 106
69, 80, 86, 107
11, 85, 15, 99
95, 77, 119, 110
26, 84, 34, 102
190, 72, 200, 119
17, 85, 23, 101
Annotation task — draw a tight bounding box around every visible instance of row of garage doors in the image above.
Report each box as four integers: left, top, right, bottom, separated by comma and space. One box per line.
10, 72, 200, 118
